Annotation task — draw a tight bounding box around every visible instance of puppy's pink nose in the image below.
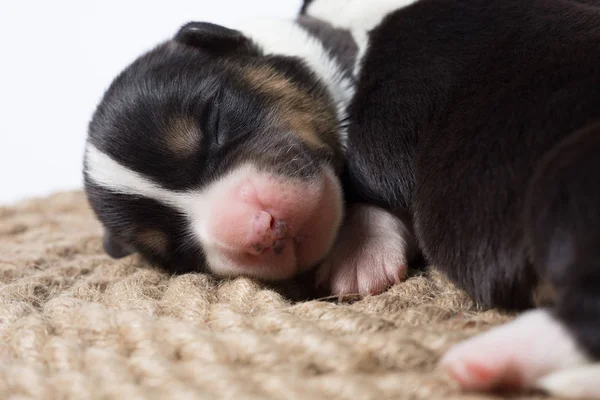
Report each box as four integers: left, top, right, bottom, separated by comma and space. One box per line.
247, 211, 287, 255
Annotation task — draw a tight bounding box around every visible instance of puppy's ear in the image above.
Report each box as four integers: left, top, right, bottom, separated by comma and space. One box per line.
300, 0, 315, 15
103, 231, 135, 259
175, 22, 251, 53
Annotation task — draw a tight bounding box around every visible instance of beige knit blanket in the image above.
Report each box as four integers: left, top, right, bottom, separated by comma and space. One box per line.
0, 191, 554, 399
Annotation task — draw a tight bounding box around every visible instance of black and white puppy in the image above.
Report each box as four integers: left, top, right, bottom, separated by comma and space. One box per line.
83, 12, 415, 290
303, 0, 600, 397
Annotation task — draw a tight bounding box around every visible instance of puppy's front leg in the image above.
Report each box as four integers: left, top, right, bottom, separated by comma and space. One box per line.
316, 203, 418, 297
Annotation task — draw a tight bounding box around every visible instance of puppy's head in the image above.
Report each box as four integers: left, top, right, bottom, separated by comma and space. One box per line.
84, 22, 345, 280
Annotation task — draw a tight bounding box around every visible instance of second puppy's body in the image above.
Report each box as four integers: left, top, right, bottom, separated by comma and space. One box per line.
304, 0, 600, 396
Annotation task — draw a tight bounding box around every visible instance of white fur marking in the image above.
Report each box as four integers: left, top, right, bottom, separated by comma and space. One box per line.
84, 144, 193, 210
305, 0, 418, 75
85, 144, 264, 238
234, 18, 354, 147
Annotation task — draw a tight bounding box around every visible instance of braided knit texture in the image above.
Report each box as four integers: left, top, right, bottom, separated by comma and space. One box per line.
0, 191, 555, 400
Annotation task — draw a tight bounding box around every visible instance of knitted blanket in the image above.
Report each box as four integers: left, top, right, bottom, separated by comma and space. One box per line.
0, 192, 552, 399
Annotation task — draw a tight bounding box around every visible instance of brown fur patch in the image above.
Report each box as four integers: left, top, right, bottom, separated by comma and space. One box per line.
243, 66, 340, 154
138, 229, 169, 255
164, 117, 201, 156
532, 280, 558, 307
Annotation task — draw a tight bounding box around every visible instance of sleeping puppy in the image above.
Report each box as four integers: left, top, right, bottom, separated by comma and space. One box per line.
303, 0, 600, 397
84, 19, 348, 280
84, 12, 417, 291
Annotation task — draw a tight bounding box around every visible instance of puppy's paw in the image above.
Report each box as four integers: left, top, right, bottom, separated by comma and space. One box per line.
440, 309, 599, 398
537, 364, 600, 399
316, 204, 417, 298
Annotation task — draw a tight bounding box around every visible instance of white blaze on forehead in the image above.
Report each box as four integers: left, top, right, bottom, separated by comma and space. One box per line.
234, 18, 354, 147
85, 143, 250, 253
304, 0, 419, 76
84, 143, 195, 210
85, 144, 240, 272
86, 143, 213, 253
84, 144, 263, 232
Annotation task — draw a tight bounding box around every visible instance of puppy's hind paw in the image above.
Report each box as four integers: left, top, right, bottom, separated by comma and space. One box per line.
440, 309, 598, 398
536, 364, 600, 399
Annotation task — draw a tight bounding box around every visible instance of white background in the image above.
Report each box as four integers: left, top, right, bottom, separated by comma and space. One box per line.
0, 0, 300, 205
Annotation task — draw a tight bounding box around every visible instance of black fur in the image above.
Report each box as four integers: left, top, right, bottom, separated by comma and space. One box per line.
524, 121, 600, 357
299, 0, 316, 15
336, 0, 600, 357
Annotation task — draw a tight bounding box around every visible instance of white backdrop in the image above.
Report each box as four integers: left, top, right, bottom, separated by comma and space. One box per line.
0, 0, 301, 204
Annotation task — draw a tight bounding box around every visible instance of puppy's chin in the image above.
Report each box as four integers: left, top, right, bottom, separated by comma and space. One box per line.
193, 164, 344, 281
